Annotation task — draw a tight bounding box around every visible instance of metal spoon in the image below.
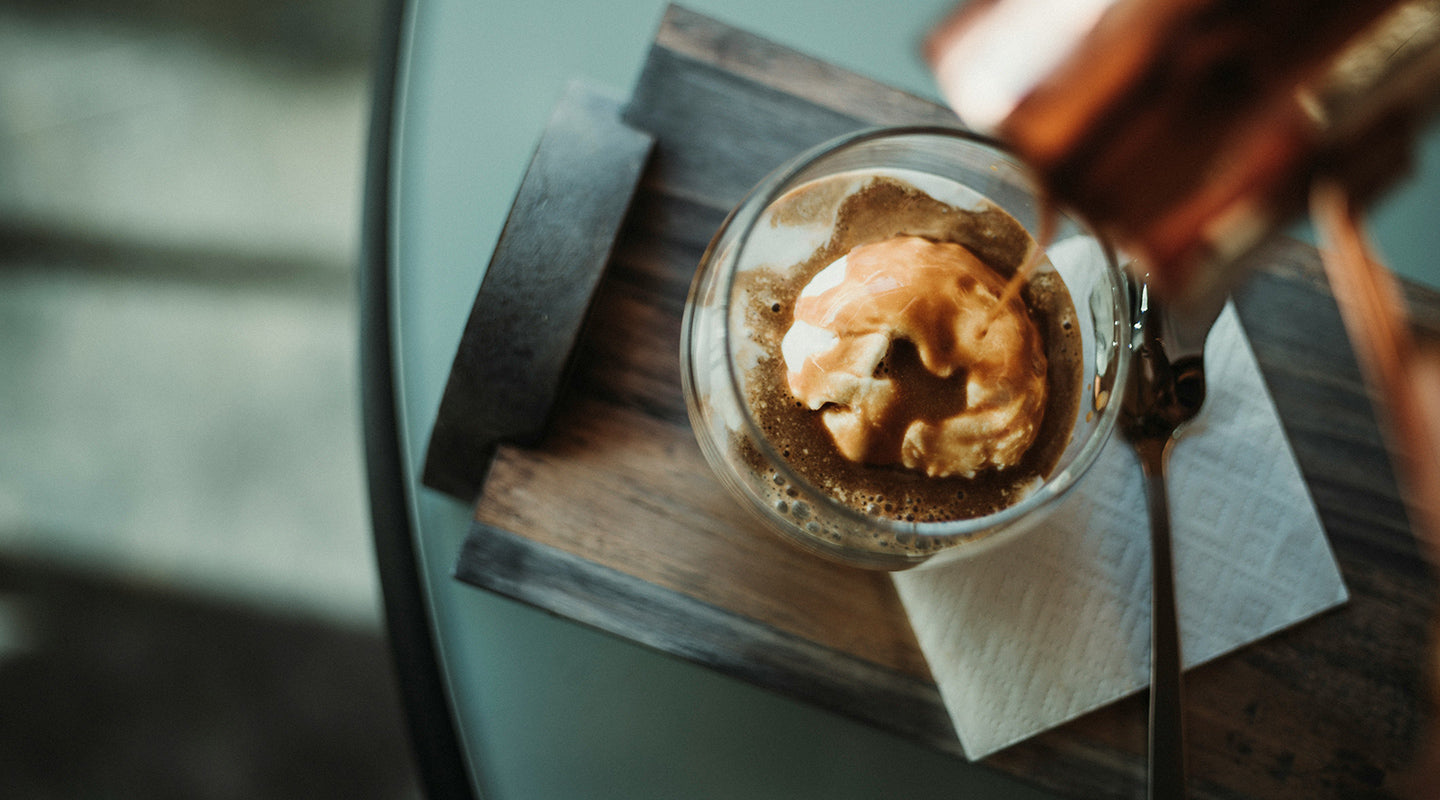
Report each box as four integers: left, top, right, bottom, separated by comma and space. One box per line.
1119, 279, 1218, 800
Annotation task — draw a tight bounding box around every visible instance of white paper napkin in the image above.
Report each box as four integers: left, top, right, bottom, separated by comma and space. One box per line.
892, 302, 1349, 760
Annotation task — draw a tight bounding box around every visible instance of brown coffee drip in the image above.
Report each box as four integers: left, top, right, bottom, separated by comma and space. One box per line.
980, 199, 1057, 338
735, 176, 1083, 525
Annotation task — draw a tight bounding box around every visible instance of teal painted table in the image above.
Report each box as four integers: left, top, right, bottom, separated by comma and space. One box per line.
363, 2, 1440, 798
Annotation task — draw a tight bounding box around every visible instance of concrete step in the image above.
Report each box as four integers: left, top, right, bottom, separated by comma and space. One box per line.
0, 8, 371, 278
0, 6, 380, 626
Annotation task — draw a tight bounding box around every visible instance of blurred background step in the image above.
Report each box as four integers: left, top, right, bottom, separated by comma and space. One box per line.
0, 555, 420, 799
0, 0, 377, 624
0, 1, 372, 274
0, 0, 420, 796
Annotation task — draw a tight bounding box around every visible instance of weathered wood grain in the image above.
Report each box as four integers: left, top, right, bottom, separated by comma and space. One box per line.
455, 522, 958, 755
449, 6, 1438, 798
423, 81, 654, 500
654, 5, 959, 130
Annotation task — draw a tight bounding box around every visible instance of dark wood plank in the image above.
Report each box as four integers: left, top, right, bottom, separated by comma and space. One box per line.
622, 45, 867, 211
655, 5, 960, 129
423, 80, 654, 500
454, 521, 958, 754
446, 7, 1439, 798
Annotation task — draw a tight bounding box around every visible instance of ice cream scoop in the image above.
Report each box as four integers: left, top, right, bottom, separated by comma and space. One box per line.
781, 235, 1048, 478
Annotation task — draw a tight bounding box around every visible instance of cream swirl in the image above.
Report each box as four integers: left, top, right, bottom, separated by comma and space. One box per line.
781, 235, 1048, 478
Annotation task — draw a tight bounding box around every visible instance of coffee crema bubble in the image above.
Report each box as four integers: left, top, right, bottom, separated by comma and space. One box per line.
730, 172, 1083, 539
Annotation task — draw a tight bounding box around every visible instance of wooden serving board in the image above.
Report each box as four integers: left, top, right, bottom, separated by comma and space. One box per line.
431, 7, 1440, 798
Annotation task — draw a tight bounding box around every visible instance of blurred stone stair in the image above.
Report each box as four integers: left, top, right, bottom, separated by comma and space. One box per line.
0, 2, 422, 796
0, 1, 377, 624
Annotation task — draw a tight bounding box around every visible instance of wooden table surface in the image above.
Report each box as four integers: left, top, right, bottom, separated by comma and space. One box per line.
430, 7, 1440, 798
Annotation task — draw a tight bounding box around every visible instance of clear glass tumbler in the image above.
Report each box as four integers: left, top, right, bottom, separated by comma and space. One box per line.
681, 127, 1130, 570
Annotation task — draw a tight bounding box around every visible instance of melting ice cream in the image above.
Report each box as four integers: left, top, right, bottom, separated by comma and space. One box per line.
780, 235, 1048, 478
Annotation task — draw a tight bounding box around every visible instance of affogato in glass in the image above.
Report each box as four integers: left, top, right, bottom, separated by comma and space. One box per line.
682, 127, 1129, 570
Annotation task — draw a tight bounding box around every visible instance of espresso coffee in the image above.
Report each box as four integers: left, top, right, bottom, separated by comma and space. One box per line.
731, 172, 1083, 536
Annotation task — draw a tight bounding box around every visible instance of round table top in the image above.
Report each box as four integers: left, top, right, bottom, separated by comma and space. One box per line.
373, 1, 1057, 798
368, 2, 1440, 798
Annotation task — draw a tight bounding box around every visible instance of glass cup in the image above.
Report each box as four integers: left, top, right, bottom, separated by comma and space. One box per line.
681, 127, 1130, 570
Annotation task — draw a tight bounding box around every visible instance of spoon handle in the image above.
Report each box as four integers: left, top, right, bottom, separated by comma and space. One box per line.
1140, 449, 1187, 800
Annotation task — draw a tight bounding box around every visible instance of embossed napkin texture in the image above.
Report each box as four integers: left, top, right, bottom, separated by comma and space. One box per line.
892, 302, 1350, 759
